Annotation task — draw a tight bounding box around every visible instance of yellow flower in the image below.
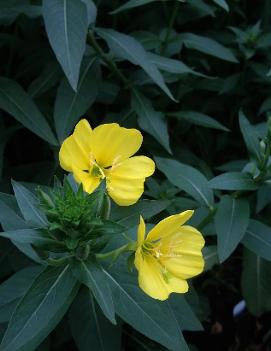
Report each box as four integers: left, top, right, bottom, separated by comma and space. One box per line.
59, 119, 155, 206
135, 210, 205, 300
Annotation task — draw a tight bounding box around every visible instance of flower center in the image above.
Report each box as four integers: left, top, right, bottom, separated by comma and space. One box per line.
88, 154, 106, 179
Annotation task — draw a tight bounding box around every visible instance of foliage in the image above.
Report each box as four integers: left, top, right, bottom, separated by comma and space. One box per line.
0, 0, 271, 350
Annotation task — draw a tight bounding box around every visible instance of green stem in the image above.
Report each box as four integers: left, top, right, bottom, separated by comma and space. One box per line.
197, 208, 216, 231
88, 31, 130, 87
96, 242, 136, 261
160, 1, 179, 55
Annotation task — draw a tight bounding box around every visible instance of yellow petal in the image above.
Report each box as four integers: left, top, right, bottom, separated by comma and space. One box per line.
59, 119, 92, 172
137, 216, 146, 246
106, 156, 155, 206
160, 226, 205, 279
89, 124, 143, 168
72, 166, 101, 193
147, 210, 194, 241
135, 253, 188, 300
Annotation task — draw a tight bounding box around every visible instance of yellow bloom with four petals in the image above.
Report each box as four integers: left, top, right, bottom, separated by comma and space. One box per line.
135, 210, 205, 300
59, 119, 155, 206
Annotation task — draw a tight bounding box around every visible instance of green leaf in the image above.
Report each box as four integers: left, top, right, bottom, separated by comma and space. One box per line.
12, 180, 47, 226
241, 248, 271, 316
209, 172, 258, 190
242, 220, 271, 261
203, 245, 219, 271
168, 295, 203, 331
212, 0, 229, 11
81, 0, 97, 24
0, 228, 63, 249
69, 287, 121, 351
54, 58, 100, 142
43, 0, 88, 91
110, 0, 156, 13
28, 61, 62, 99
71, 260, 115, 323
0, 77, 57, 145
215, 195, 249, 262
110, 0, 185, 14
0, 266, 42, 322
155, 157, 214, 207
259, 97, 271, 115
131, 90, 171, 153
239, 110, 262, 162
0, 198, 42, 263
179, 33, 238, 63
111, 199, 171, 227
168, 111, 229, 131
103, 260, 189, 351
147, 52, 206, 77
96, 28, 175, 100
0, 265, 79, 351
0, 0, 41, 24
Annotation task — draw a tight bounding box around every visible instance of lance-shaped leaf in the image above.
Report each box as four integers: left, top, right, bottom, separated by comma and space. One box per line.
203, 245, 219, 271
209, 172, 258, 190
69, 287, 121, 351
131, 90, 171, 153
155, 157, 214, 207
71, 260, 115, 323
0, 266, 42, 323
43, 0, 88, 91
241, 249, 271, 316
54, 58, 100, 142
0, 77, 57, 145
242, 220, 271, 261
96, 28, 175, 100
111, 199, 170, 228
103, 260, 189, 351
215, 195, 249, 262
168, 110, 229, 132
12, 180, 47, 227
179, 33, 238, 63
239, 110, 262, 162
0, 265, 79, 351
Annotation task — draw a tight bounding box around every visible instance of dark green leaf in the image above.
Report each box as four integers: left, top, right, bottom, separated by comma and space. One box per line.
242, 220, 271, 261
111, 199, 171, 227
28, 61, 62, 99
71, 260, 115, 323
241, 249, 271, 316
147, 52, 206, 77
81, 0, 96, 24
69, 287, 121, 351
155, 157, 214, 207
54, 58, 100, 142
179, 33, 238, 63
215, 195, 249, 262
203, 245, 219, 271
0, 265, 79, 351
168, 111, 229, 131
212, 0, 229, 11
96, 28, 175, 100
0, 228, 63, 249
43, 0, 88, 90
12, 180, 47, 226
239, 110, 262, 162
0, 266, 42, 322
168, 295, 203, 331
103, 260, 189, 351
0, 77, 57, 145
131, 90, 171, 153
209, 172, 258, 190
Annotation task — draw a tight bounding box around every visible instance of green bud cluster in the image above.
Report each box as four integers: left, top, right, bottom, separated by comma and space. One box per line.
36, 178, 119, 261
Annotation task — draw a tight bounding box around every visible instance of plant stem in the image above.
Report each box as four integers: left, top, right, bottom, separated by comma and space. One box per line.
88, 30, 130, 87
160, 1, 179, 55
198, 207, 216, 231
96, 242, 136, 261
